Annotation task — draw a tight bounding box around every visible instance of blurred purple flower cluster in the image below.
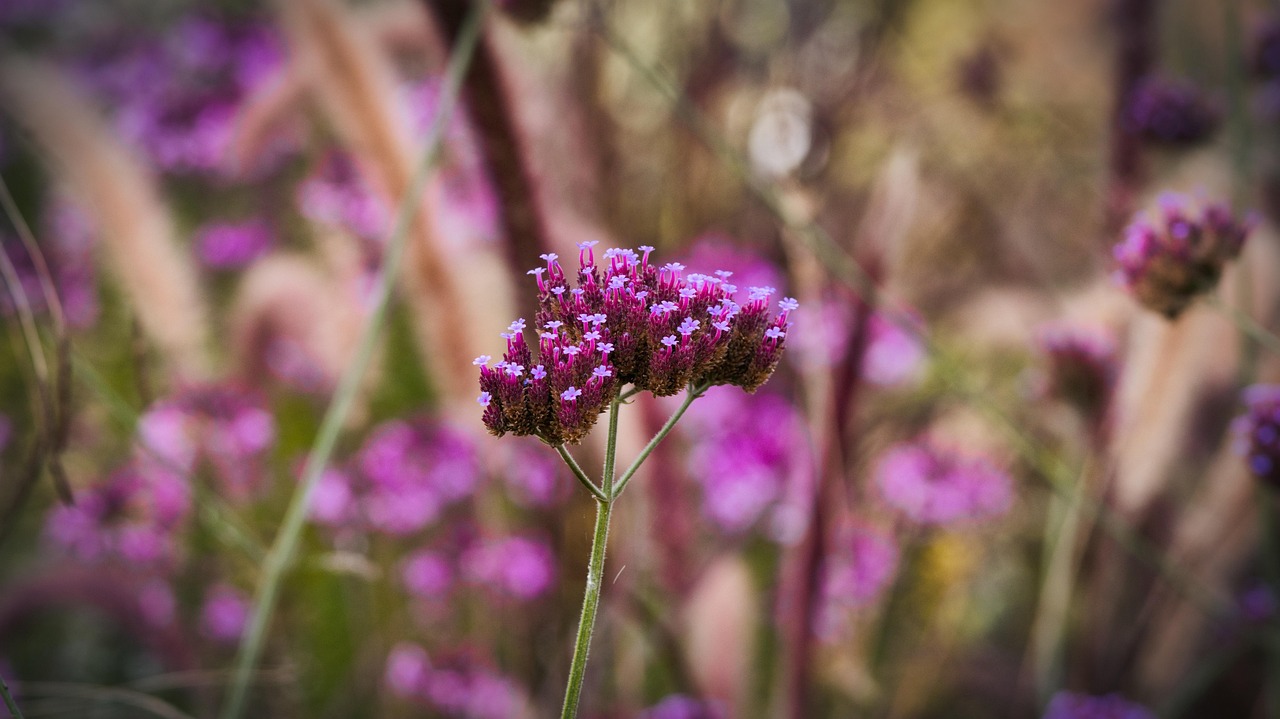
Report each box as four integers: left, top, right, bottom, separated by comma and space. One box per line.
681, 385, 812, 538
308, 418, 481, 535
195, 219, 274, 270
45, 464, 189, 568
814, 524, 899, 640
0, 196, 100, 328
1124, 77, 1220, 146
73, 16, 285, 176
1233, 384, 1280, 486
1112, 193, 1254, 318
875, 441, 1012, 526
384, 643, 525, 719
296, 151, 390, 244
137, 384, 276, 502
637, 694, 726, 719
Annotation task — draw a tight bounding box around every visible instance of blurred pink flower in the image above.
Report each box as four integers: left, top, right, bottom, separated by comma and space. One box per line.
814, 524, 899, 639
402, 549, 454, 600
196, 219, 274, 270
200, 584, 250, 643
875, 441, 1012, 525
462, 535, 557, 601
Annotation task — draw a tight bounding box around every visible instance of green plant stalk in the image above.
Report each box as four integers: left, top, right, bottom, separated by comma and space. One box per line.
560, 393, 621, 719
0, 673, 23, 719
218, 3, 489, 717
556, 444, 609, 503
611, 381, 708, 500
1208, 295, 1280, 357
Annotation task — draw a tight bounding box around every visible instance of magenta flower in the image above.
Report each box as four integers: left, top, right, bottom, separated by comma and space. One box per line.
297, 151, 391, 243
499, 437, 571, 508
384, 643, 432, 698
1113, 193, 1254, 318
200, 584, 250, 644
136, 384, 276, 502
462, 535, 557, 601
479, 245, 795, 444
682, 386, 811, 536
44, 464, 189, 568
195, 219, 274, 270
402, 549, 454, 601
875, 441, 1013, 525
354, 418, 482, 535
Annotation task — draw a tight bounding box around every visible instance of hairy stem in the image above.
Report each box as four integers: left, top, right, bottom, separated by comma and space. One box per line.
556, 444, 608, 503
560, 393, 621, 719
0, 672, 23, 719
218, 4, 489, 717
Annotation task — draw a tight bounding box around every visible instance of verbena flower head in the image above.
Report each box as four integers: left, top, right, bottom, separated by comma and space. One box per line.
1124, 77, 1220, 146
384, 644, 524, 719
1112, 193, 1254, 318
1037, 323, 1118, 426
1233, 385, 1280, 486
875, 441, 1012, 525
1042, 692, 1155, 719
478, 246, 796, 444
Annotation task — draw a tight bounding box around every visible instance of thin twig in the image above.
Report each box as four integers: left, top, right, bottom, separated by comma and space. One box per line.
17, 682, 193, 719
219, 4, 491, 717
610, 381, 708, 501
1207, 294, 1280, 357
555, 444, 609, 503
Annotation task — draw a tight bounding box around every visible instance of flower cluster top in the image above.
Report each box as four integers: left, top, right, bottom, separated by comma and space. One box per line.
476, 243, 797, 445
1112, 193, 1254, 318
1234, 385, 1280, 487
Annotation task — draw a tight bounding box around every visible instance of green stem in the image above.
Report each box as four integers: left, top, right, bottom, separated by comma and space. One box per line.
556, 444, 609, 503
560, 394, 622, 719
218, 4, 489, 718
0, 673, 23, 719
610, 382, 708, 501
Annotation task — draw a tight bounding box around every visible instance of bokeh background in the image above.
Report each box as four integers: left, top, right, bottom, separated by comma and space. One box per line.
0, 0, 1278, 717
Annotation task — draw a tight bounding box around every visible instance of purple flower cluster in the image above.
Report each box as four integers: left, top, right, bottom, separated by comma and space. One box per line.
681, 386, 810, 536
1042, 692, 1154, 719
384, 643, 524, 719
401, 534, 558, 603
1232, 385, 1280, 487
814, 524, 899, 639
1124, 77, 1220, 146
74, 16, 285, 175
875, 441, 1013, 526
195, 219, 274, 270
296, 151, 390, 244
308, 418, 481, 535
137, 385, 276, 502
0, 197, 100, 329
478, 244, 797, 444
1037, 324, 1117, 426
461, 535, 558, 601
44, 465, 189, 567
498, 437, 571, 508
1112, 193, 1254, 318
